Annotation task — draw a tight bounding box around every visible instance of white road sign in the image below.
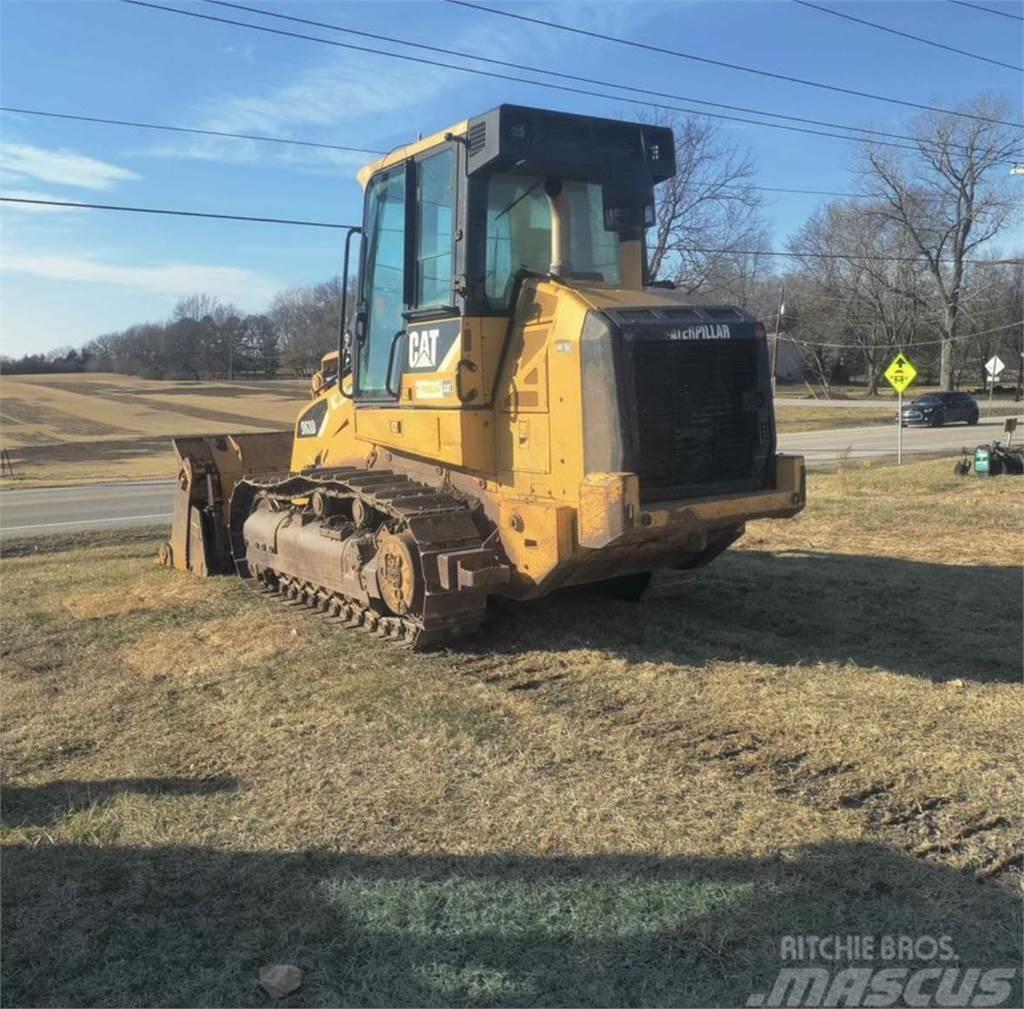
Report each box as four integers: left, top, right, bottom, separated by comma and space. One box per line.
985, 355, 1005, 378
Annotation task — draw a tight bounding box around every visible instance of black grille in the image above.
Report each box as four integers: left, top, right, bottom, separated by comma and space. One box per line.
630, 338, 761, 500
468, 121, 487, 155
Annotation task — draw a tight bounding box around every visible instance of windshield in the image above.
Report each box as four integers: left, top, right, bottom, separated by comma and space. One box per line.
484, 173, 621, 308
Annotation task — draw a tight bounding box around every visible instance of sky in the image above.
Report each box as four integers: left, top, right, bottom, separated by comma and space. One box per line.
1, 0, 1021, 356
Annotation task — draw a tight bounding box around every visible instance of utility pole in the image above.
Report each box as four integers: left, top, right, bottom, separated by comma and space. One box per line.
770, 281, 785, 392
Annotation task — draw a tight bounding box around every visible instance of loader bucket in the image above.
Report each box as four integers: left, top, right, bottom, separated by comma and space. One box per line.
158, 431, 293, 576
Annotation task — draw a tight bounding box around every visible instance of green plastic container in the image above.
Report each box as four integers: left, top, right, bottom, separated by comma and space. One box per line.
974, 446, 992, 476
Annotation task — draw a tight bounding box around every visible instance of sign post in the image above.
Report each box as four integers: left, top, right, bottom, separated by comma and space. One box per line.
884, 352, 919, 465
985, 355, 1005, 412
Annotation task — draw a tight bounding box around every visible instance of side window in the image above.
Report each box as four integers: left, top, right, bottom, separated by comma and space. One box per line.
358, 167, 406, 397
415, 148, 455, 307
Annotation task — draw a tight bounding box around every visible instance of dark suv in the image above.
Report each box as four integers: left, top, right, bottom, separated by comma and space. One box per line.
901, 392, 979, 427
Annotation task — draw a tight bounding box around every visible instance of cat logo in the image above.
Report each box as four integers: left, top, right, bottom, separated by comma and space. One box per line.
408, 328, 440, 370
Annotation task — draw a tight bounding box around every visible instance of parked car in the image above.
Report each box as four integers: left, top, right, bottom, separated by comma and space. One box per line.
901, 391, 979, 427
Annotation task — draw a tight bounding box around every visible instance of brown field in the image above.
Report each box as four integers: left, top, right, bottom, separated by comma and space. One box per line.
0, 372, 307, 486
2, 458, 1021, 1007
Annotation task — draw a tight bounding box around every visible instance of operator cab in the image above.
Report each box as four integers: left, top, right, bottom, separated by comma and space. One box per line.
349, 105, 675, 400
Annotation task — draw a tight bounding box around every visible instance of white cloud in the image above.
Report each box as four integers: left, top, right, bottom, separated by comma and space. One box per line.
0, 142, 140, 191
138, 49, 455, 170
202, 51, 451, 136
1, 252, 278, 305
132, 2, 658, 171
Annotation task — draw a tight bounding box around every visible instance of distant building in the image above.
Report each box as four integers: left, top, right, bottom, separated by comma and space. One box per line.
767, 332, 804, 382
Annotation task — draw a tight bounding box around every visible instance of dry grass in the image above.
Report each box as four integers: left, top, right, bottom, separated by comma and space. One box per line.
1, 460, 1021, 1007
0, 372, 306, 486
774, 403, 1021, 433
773, 405, 894, 432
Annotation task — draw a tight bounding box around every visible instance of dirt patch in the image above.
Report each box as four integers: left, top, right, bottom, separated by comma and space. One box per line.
64, 577, 225, 620
117, 610, 301, 678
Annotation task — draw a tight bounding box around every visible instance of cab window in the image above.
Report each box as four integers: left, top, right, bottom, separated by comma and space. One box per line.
416, 147, 455, 307
483, 174, 621, 309
357, 166, 406, 397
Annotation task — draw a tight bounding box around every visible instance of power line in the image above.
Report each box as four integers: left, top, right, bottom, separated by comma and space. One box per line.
0, 196, 357, 229
118, 0, 1018, 161
793, 0, 1022, 72
201, 0, 960, 152
784, 318, 1022, 348
0, 106, 875, 199
0, 106, 386, 155
758, 186, 864, 198
446, 0, 1024, 129
0, 196, 976, 264
948, 0, 1024, 22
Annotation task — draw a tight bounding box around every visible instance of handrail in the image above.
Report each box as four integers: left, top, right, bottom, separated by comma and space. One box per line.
384, 329, 406, 398
337, 225, 362, 399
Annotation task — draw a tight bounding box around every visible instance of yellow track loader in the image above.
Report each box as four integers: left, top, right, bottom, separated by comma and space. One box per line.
160, 104, 805, 647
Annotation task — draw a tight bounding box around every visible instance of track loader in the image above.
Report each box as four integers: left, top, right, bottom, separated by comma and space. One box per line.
160, 104, 806, 647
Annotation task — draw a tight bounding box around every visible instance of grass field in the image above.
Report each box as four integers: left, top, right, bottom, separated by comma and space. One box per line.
771, 405, 895, 432
0, 373, 305, 486
2, 459, 1021, 1007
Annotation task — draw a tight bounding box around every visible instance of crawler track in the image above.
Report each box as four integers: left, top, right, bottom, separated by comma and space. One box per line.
229, 467, 495, 649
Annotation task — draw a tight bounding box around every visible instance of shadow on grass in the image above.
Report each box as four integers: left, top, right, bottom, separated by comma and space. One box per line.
2, 838, 1020, 1007
1, 776, 239, 827
478, 549, 1021, 683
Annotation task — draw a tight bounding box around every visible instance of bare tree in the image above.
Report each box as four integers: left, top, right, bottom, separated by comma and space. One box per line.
860, 94, 1021, 390
270, 277, 350, 376
643, 112, 767, 291
788, 201, 933, 393
958, 255, 1023, 389
693, 227, 780, 317
172, 292, 221, 324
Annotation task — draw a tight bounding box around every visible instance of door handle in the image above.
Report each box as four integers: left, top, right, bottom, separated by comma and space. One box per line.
455, 358, 478, 403
384, 329, 406, 398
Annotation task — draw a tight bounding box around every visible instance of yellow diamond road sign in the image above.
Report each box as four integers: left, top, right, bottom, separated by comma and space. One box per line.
885, 353, 918, 394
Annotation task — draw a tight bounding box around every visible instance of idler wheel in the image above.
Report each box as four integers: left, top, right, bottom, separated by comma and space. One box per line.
375, 532, 420, 616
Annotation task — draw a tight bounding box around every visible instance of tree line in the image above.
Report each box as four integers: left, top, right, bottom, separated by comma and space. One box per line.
3, 92, 1020, 393
644, 93, 1022, 394
0, 282, 352, 380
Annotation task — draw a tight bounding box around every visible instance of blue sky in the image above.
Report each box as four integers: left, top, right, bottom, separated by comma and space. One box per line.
1, 0, 1021, 356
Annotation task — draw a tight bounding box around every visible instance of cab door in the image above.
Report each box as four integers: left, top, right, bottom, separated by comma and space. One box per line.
354, 163, 411, 401
352, 145, 492, 470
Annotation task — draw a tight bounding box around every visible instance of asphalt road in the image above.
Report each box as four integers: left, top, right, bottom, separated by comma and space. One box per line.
777, 415, 1019, 464
0, 480, 175, 539
1, 415, 1020, 538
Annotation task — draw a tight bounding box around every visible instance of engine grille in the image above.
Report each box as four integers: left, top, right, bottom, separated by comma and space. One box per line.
629, 337, 762, 500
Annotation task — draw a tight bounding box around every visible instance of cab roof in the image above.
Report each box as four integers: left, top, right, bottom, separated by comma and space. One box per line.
356, 120, 468, 189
